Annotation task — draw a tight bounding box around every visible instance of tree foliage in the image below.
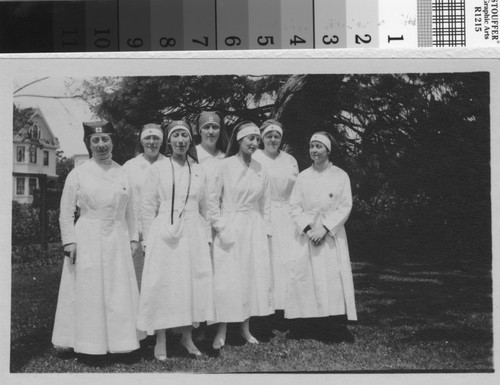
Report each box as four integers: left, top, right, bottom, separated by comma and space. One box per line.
13, 104, 33, 135
55, 152, 74, 191
83, 73, 490, 262
83, 75, 286, 164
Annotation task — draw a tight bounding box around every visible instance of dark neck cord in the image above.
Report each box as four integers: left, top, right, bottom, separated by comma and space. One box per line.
170, 157, 192, 225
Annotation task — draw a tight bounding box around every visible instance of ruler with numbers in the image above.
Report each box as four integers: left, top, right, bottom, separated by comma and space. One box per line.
0, 0, 498, 53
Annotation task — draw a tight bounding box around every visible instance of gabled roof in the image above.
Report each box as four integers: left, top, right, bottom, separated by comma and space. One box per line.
13, 108, 59, 149
14, 98, 93, 156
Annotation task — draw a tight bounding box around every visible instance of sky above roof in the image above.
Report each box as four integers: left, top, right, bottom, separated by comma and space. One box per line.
13, 77, 97, 157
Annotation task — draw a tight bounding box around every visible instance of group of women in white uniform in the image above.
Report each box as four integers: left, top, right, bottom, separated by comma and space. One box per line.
52, 111, 357, 361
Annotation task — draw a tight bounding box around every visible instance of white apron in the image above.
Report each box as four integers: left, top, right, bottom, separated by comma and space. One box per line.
286, 164, 357, 320
253, 149, 299, 310
52, 158, 144, 354
207, 156, 274, 322
137, 158, 215, 333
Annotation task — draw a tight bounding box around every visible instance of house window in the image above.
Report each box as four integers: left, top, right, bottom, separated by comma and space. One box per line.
29, 147, 37, 163
16, 146, 25, 162
16, 178, 25, 196
28, 178, 37, 196
30, 124, 40, 140
43, 151, 49, 166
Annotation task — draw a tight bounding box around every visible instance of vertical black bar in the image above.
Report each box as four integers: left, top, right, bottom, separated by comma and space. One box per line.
312, 0, 315, 49
117, 0, 121, 50
215, 0, 218, 50
39, 174, 48, 251
0, 1, 55, 53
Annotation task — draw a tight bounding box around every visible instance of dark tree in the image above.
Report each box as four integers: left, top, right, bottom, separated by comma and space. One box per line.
84, 73, 490, 264
86, 75, 287, 164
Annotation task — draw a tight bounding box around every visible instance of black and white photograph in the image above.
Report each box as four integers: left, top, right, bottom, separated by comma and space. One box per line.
0, 53, 497, 383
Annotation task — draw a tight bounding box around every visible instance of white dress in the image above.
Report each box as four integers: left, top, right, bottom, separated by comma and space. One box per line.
207, 156, 274, 322
52, 158, 144, 354
123, 154, 166, 285
253, 150, 299, 310
123, 153, 166, 238
286, 163, 357, 320
195, 144, 225, 165
137, 157, 215, 334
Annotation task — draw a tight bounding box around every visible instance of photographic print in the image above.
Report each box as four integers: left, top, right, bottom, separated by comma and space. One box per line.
0, 52, 497, 383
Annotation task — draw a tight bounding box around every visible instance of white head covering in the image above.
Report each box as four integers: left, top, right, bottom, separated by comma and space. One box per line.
166, 121, 193, 142
140, 123, 164, 141
236, 123, 260, 141
310, 133, 332, 152
261, 124, 283, 138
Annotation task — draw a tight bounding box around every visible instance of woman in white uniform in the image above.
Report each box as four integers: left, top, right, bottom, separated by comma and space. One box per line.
207, 121, 274, 350
286, 131, 357, 327
193, 111, 228, 342
253, 120, 299, 311
137, 120, 215, 361
195, 111, 228, 164
123, 123, 166, 283
52, 121, 145, 356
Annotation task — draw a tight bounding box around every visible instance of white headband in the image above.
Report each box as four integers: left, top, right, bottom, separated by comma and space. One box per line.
167, 125, 192, 141
261, 124, 283, 138
236, 125, 260, 141
200, 116, 221, 129
310, 133, 331, 152
141, 127, 164, 141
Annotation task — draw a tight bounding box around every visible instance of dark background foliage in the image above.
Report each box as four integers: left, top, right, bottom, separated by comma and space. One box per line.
13, 73, 491, 268
10, 73, 492, 374
89, 72, 491, 266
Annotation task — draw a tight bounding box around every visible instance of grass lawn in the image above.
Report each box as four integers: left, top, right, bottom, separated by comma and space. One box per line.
10, 249, 493, 373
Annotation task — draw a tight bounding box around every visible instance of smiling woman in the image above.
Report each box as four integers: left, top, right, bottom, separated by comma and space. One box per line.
207, 121, 274, 350
123, 123, 167, 278
52, 120, 145, 355
195, 111, 228, 164
253, 120, 299, 311
137, 120, 214, 361
285, 131, 357, 328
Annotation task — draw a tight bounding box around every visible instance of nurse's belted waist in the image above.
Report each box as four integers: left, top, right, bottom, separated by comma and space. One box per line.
80, 208, 125, 222
222, 202, 259, 213
304, 209, 328, 216
271, 199, 289, 208
158, 202, 198, 216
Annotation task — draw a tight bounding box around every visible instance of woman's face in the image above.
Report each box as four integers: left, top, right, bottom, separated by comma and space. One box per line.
309, 141, 329, 163
200, 123, 220, 148
169, 129, 191, 156
262, 130, 282, 154
90, 133, 113, 160
141, 134, 162, 158
238, 134, 260, 156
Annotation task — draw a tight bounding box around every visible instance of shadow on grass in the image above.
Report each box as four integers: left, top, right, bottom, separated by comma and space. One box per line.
10, 328, 53, 372
411, 327, 492, 343
251, 312, 355, 345
352, 258, 493, 354
75, 349, 145, 367
10, 246, 493, 372
286, 316, 355, 344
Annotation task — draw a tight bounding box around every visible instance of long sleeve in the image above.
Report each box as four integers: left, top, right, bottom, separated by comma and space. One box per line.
140, 166, 160, 243
289, 155, 299, 182
322, 172, 352, 236
123, 161, 142, 237
198, 170, 212, 241
125, 176, 139, 242
289, 175, 311, 233
59, 169, 78, 246
206, 163, 226, 233
260, 169, 273, 236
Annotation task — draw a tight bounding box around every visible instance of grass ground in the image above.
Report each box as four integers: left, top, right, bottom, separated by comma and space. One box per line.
10, 250, 493, 373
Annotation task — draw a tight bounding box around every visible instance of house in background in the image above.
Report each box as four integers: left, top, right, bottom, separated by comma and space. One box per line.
13, 108, 60, 204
